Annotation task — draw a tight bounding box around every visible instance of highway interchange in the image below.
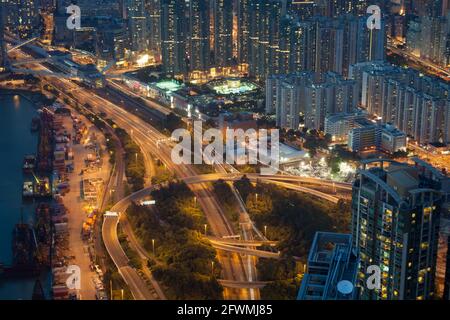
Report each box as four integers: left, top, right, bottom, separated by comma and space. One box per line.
7, 42, 352, 300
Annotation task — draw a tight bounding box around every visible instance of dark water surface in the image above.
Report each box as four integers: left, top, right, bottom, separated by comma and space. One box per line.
0, 94, 50, 300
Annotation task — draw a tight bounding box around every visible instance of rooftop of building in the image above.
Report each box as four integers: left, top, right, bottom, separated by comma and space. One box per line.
381, 123, 407, 137
359, 159, 448, 202
206, 78, 260, 96
297, 232, 359, 300
308, 232, 354, 264
325, 110, 368, 123
386, 165, 420, 195
155, 79, 184, 93
279, 144, 309, 163
354, 117, 377, 128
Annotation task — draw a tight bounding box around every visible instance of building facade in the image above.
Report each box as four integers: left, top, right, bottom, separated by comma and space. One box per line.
189, 0, 210, 71
352, 159, 447, 300
349, 61, 450, 145
3, 0, 40, 39
267, 72, 358, 130
160, 0, 187, 75
0, 1, 6, 72
127, 0, 148, 53
324, 111, 368, 141
212, 0, 233, 68
146, 0, 161, 56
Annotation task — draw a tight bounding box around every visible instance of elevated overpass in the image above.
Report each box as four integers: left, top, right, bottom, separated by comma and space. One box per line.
219, 280, 270, 289
183, 173, 346, 204
104, 173, 330, 299
210, 242, 281, 259
207, 236, 277, 247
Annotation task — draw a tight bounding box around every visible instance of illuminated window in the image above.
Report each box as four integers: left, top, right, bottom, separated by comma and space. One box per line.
420, 242, 429, 250
423, 207, 432, 216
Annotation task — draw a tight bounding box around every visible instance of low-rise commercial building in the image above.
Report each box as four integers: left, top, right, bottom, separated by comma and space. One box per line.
348, 120, 407, 155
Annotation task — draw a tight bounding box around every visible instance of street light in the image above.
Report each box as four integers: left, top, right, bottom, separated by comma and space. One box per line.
152, 239, 155, 255
121, 289, 124, 300
255, 193, 258, 202
264, 225, 267, 238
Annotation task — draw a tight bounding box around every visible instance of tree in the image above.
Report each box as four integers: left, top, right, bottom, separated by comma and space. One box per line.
257, 258, 297, 281
165, 112, 185, 132
260, 280, 299, 300
233, 175, 254, 201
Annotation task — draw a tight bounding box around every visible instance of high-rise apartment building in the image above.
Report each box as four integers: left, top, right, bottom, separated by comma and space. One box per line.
249, 12, 385, 81
352, 159, 449, 300
3, 0, 40, 39
304, 73, 358, 130
96, 21, 130, 65
248, 0, 284, 80
267, 72, 358, 130
238, 0, 251, 64
287, 0, 316, 20
405, 0, 450, 68
212, 0, 233, 67
146, 0, 161, 56
406, 14, 450, 68
0, 1, 6, 72
349, 61, 450, 145
127, 0, 148, 53
189, 0, 210, 71
53, 0, 124, 46
326, 0, 368, 17
161, 0, 187, 75
266, 71, 314, 129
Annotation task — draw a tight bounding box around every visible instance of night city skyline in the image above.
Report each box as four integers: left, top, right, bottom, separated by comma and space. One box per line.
0, 0, 449, 309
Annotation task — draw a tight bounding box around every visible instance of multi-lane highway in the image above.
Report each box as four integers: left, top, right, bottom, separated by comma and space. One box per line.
36, 73, 253, 299
101, 169, 346, 298
387, 43, 450, 79
9, 44, 351, 300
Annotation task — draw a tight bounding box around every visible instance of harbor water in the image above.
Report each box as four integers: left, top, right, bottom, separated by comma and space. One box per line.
0, 94, 51, 300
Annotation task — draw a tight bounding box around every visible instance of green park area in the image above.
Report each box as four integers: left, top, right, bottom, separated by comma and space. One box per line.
126, 181, 223, 299
212, 180, 240, 230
